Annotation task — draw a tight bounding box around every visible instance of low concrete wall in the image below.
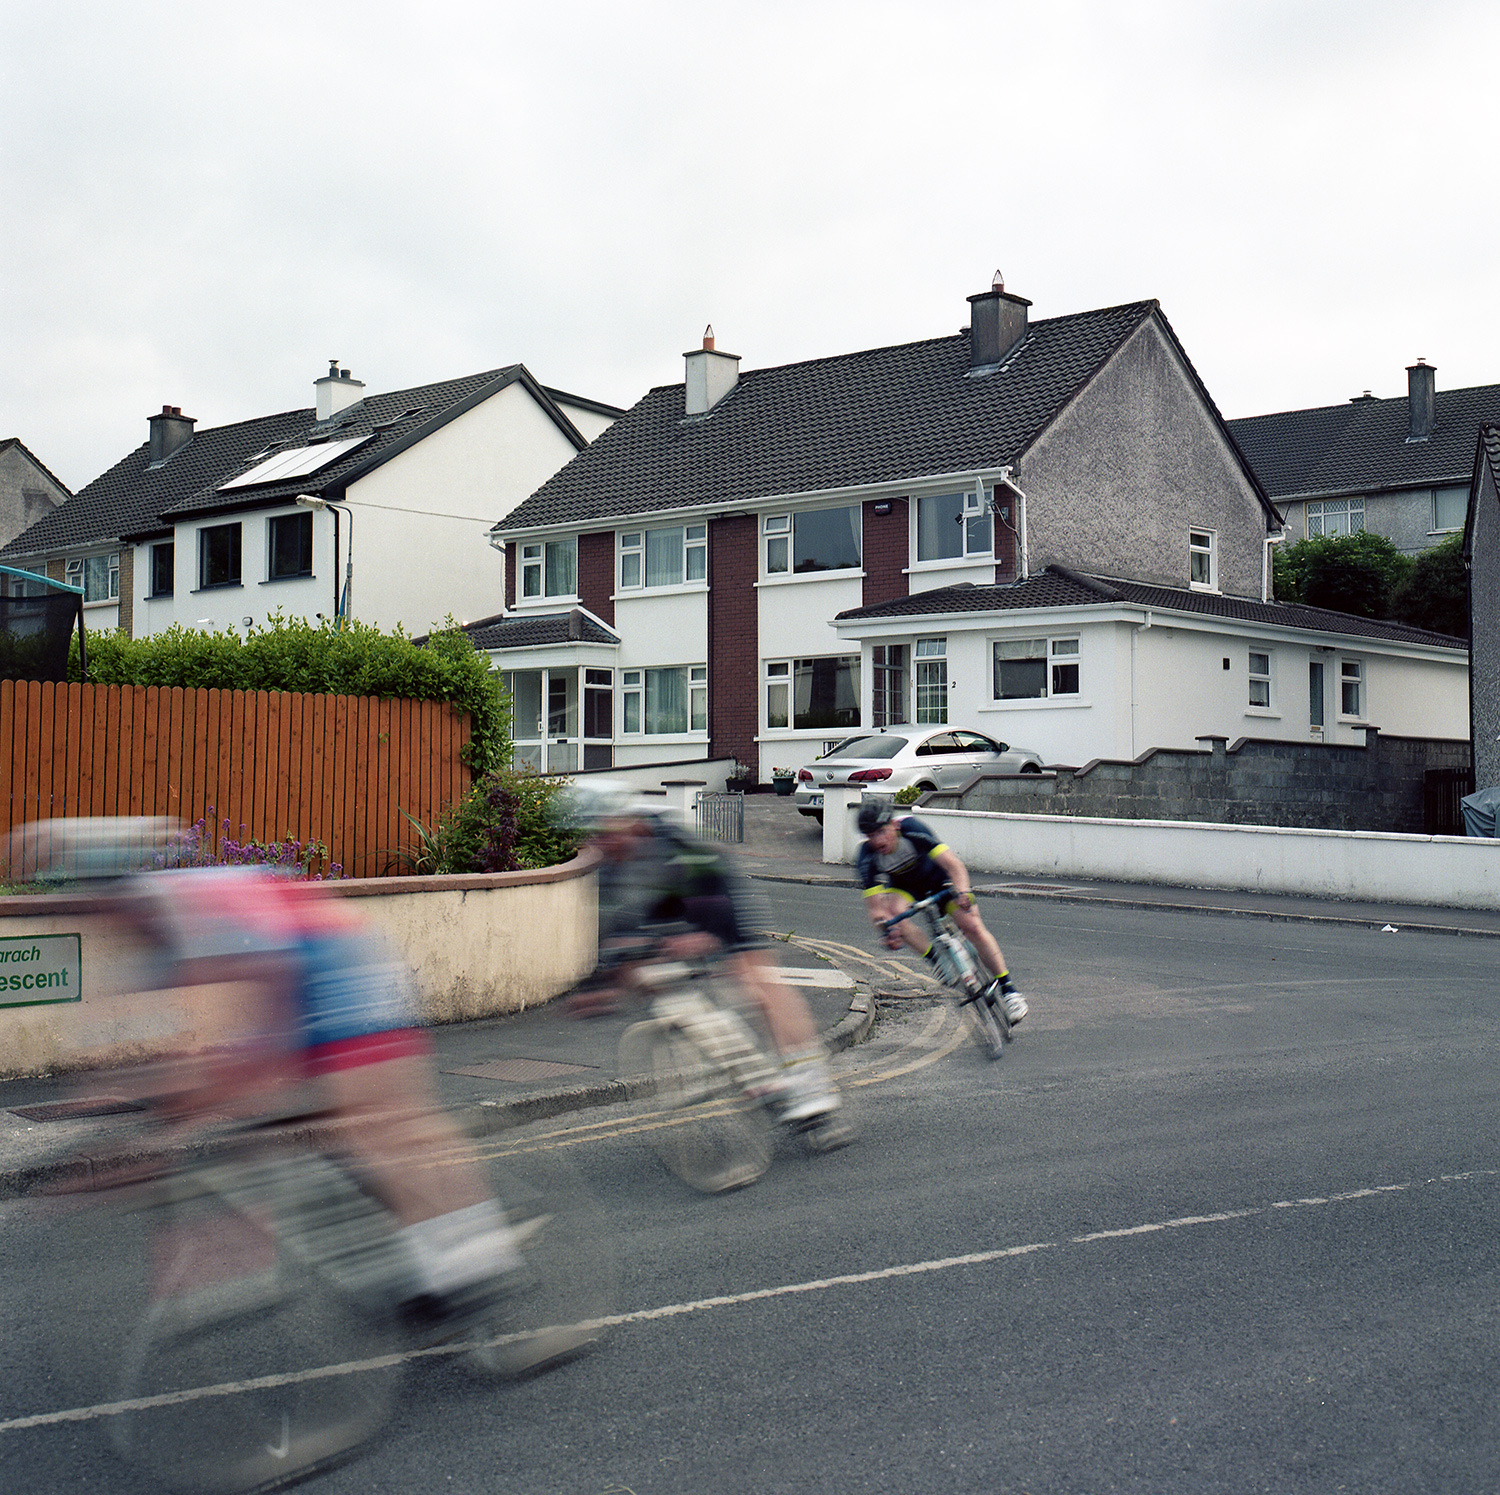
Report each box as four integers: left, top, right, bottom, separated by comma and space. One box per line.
0, 853, 598, 1079
824, 786, 1500, 910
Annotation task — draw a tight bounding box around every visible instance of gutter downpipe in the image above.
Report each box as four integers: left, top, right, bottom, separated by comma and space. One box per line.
994, 467, 1028, 580
1130, 609, 1153, 758
1263, 528, 1287, 603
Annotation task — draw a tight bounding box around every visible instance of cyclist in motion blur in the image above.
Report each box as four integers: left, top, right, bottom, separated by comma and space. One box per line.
574, 784, 852, 1147
108, 858, 529, 1331
856, 800, 1028, 1025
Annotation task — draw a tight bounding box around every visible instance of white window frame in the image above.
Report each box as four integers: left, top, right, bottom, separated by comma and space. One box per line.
763, 655, 861, 734
991, 635, 1081, 702
619, 523, 706, 591
1189, 528, 1218, 591
520, 537, 577, 601
620, 665, 707, 736
913, 488, 993, 567
66, 551, 120, 604
1432, 486, 1468, 534
762, 507, 861, 579
1307, 497, 1365, 538
1339, 658, 1364, 720
914, 636, 948, 725
1248, 649, 1274, 712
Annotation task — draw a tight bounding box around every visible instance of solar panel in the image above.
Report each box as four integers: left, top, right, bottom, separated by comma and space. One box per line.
218, 434, 373, 491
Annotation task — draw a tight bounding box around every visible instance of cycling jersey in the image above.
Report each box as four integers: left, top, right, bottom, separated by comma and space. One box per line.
856, 815, 955, 903
598, 816, 768, 956
138, 866, 428, 1074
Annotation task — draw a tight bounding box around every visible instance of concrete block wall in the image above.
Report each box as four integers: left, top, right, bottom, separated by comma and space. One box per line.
923, 731, 1471, 834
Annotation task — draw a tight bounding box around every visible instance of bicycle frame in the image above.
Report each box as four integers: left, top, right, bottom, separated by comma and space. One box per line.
881, 892, 988, 999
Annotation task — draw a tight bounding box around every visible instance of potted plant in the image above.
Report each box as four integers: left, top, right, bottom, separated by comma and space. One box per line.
724, 761, 754, 793
772, 767, 796, 797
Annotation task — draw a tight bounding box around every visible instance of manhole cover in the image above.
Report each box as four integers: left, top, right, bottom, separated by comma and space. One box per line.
10, 1097, 146, 1123
999, 883, 1082, 893
441, 1058, 597, 1083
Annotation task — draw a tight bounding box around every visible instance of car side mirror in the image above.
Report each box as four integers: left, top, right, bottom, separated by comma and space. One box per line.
996, 742, 1009, 752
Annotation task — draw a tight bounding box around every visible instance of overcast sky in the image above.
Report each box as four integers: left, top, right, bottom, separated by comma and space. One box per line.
6, 0, 1497, 493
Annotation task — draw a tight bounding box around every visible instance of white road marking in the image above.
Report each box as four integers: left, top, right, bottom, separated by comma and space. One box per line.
6, 1167, 1494, 1436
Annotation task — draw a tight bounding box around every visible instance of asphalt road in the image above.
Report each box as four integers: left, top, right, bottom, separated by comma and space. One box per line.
2, 884, 1497, 1493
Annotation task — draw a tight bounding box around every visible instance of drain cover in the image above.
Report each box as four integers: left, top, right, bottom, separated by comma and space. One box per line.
441, 1058, 597, 1083
10, 1097, 146, 1123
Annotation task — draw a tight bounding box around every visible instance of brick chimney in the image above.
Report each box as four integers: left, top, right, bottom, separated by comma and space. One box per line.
683, 325, 740, 416
1407, 358, 1435, 442
147, 405, 195, 464
315, 360, 366, 422
967, 270, 1031, 373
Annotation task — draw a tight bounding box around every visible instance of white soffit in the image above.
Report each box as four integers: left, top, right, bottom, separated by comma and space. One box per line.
218, 436, 373, 491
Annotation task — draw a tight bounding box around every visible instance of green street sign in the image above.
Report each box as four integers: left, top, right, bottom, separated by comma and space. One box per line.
0, 934, 82, 1007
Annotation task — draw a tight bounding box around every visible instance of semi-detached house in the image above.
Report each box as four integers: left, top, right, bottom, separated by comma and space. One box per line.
485, 279, 1468, 779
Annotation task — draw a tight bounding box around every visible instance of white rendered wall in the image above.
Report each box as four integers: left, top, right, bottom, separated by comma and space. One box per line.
755, 572, 865, 778
824, 799, 1500, 911
350, 383, 580, 634
612, 589, 710, 758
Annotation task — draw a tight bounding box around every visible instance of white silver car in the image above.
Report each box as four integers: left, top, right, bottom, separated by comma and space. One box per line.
793, 725, 1044, 818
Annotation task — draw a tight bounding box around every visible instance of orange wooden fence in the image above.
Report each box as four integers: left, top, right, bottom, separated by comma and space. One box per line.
0, 681, 471, 879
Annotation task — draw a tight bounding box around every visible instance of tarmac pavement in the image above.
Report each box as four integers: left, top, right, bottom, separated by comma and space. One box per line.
4, 790, 1499, 1198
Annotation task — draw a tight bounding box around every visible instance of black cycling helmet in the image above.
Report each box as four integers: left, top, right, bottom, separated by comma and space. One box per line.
856, 800, 898, 836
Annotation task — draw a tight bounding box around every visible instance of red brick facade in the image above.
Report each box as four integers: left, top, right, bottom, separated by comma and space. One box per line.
707, 514, 760, 776
576, 530, 615, 626
862, 497, 911, 609
992, 488, 1020, 584
503, 542, 516, 611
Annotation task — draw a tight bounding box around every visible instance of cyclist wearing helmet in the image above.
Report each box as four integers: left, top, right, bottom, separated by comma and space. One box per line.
573, 784, 850, 1139
856, 800, 1027, 1024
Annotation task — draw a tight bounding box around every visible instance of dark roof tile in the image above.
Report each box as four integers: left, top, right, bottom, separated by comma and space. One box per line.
835, 566, 1465, 650
1229, 383, 1500, 500
497, 301, 1160, 531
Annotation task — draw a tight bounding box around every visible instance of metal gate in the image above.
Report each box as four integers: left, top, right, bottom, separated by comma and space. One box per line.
1424, 767, 1474, 836
695, 790, 745, 843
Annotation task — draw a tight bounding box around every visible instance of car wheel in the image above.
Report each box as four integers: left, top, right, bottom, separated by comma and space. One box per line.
1019, 763, 1041, 774
914, 781, 936, 794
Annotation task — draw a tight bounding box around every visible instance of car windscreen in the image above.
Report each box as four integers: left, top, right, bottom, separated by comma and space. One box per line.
819, 735, 907, 761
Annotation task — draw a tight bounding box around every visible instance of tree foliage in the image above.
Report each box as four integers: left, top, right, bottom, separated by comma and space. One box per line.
71, 612, 512, 774
1391, 532, 1468, 639
1273, 532, 1413, 619
1273, 530, 1468, 638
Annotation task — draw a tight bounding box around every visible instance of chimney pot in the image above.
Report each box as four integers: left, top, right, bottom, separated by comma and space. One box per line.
703, 324, 715, 351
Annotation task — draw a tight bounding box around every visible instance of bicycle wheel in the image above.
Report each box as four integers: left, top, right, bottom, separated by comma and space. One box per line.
458, 1144, 618, 1379
962, 992, 1008, 1061
110, 1154, 402, 1494
617, 1018, 774, 1194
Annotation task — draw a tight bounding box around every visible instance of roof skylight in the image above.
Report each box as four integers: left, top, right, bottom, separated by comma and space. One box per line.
218, 435, 373, 491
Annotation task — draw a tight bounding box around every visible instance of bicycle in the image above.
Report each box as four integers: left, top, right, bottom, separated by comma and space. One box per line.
882, 891, 1013, 1060
612, 948, 853, 1194
35, 1097, 615, 1493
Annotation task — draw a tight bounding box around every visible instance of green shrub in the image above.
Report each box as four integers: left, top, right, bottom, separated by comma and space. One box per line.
893, 784, 923, 805
71, 612, 511, 775
1391, 531, 1468, 638
1273, 532, 1412, 619
397, 768, 583, 874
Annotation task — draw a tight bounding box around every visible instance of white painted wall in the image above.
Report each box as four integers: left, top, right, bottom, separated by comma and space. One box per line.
755, 572, 866, 779
822, 788, 1500, 910
842, 607, 1468, 767
135, 382, 591, 640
